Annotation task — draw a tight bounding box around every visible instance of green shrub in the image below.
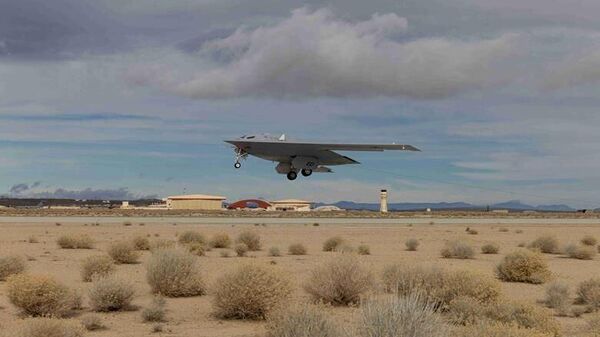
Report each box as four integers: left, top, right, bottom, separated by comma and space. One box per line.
322, 236, 344, 252
405, 238, 419, 251
304, 254, 373, 306
441, 241, 475, 259
236, 230, 261, 251
0, 255, 26, 280
146, 249, 205, 297
266, 304, 339, 337
88, 276, 135, 311
288, 243, 307, 255
528, 235, 560, 254
212, 263, 292, 319
496, 250, 551, 284
108, 241, 140, 264
6, 274, 74, 317
80, 255, 115, 282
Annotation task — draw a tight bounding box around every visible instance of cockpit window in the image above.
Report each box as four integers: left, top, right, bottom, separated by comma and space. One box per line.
246, 136, 255, 139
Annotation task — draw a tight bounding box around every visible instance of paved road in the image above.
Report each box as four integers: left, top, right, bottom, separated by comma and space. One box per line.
1, 216, 600, 225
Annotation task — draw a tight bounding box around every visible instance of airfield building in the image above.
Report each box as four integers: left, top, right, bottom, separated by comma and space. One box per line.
166, 194, 226, 210
269, 199, 312, 212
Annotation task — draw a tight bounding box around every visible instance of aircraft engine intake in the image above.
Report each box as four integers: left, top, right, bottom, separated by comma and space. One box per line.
275, 162, 292, 174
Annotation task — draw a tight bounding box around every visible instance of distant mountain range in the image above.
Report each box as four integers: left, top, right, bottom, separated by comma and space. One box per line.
315, 200, 584, 212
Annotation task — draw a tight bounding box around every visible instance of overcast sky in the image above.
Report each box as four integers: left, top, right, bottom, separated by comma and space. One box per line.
1, 0, 600, 207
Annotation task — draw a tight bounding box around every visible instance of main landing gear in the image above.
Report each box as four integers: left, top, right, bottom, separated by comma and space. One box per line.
301, 168, 312, 177
286, 171, 298, 180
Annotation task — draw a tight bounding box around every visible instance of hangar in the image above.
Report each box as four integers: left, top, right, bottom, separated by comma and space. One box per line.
166, 194, 226, 210
228, 199, 272, 210
270, 199, 312, 212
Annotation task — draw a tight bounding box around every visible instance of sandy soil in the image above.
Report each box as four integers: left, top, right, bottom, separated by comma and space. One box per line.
1, 217, 599, 336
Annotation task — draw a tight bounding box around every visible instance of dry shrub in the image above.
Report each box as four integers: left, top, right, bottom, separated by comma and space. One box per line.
146, 248, 205, 297
484, 300, 560, 336
382, 265, 500, 310
581, 235, 598, 246
565, 244, 596, 260
357, 245, 371, 255
212, 263, 292, 319
0, 255, 26, 280
266, 304, 339, 337
447, 296, 484, 325
441, 241, 475, 259
6, 274, 74, 317
80, 314, 105, 331
56, 234, 94, 249
336, 244, 355, 253
466, 228, 479, 235
220, 250, 231, 258
187, 242, 206, 256
178, 230, 205, 245
288, 243, 307, 255
269, 247, 281, 257
142, 296, 166, 322
481, 243, 500, 254
28, 236, 39, 243
132, 236, 150, 250
356, 294, 448, 337
80, 255, 115, 282
236, 230, 261, 251
586, 313, 600, 337
17, 318, 84, 337
499, 228, 510, 232
235, 243, 249, 257
88, 275, 135, 311
496, 250, 551, 284
405, 238, 419, 251
304, 254, 373, 306
452, 321, 554, 337
210, 233, 232, 248
322, 236, 344, 252
528, 235, 560, 254
123, 221, 132, 226
149, 239, 175, 252
577, 278, 600, 310
544, 281, 570, 315
108, 241, 140, 264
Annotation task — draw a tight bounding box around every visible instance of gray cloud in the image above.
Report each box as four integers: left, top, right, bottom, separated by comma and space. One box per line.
543, 50, 600, 90
130, 8, 519, 99
27, 187, 156, 200
9, 183, 30, 194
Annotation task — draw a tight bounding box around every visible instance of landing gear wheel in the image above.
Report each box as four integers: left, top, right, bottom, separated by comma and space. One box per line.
301, 168, 312, 177
286, 171, 297, 180
234, 162, 241, 169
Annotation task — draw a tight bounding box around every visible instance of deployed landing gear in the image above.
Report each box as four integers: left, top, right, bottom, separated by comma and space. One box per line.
301, 168, 312, 177
234, 162, 241, 169
287, 171, 298, 180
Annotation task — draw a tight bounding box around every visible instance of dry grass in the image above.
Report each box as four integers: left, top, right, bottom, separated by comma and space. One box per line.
357, 244, 371, 255
209, 233, 232, 248
496, 250, 551, 284
288, 243, 307, 255
236, 230, 261, 251
483, 300, 560, 336
322, 236, 344, 252
581, 235, 598, 246
149, 239, 175, 252
304, 254, 373, 306
56, 234, 94, 249
499, 227, 510, 232
466, 228, 479, 235
142, 296, 167, 322
441, 241, 475, 259
80, 314, 105, 331
528, 235, 560, 254
6, 274, 74, 317
586, 313, 600, 337
0, 255, 26, 280
481, 243, 500, 254
16, 318, 85, 337
88, 275, 135, 312
80, 255, 115, 282
132, 235, 150, 250
447, 296, 484, 325
544, 281, 570, 315
28, 235, 39, 243
356, 294, 448, 337
565, 244, 596, 260
405, 238, 419, 251
108, 241, 140, 264
266, 304, 339, 337
268, 247, 281, 257
146, 248, 205, 297
212, 263, 292, 320
178, 230, 206, 245
577, 278, 600, 310
235, 243, 249, 257
382, 265, 500, 310
186, 242, 206, 256
452, 321, 555, 337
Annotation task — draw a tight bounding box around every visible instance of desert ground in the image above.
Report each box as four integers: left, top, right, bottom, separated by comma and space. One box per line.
2, 215, 600, 336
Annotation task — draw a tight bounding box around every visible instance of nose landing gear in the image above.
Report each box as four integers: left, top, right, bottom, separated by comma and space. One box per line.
234, 162, 241, 169
233, 147, 247, 169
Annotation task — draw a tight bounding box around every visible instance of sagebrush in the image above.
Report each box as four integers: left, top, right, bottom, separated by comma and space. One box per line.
146, 248, 205, 297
